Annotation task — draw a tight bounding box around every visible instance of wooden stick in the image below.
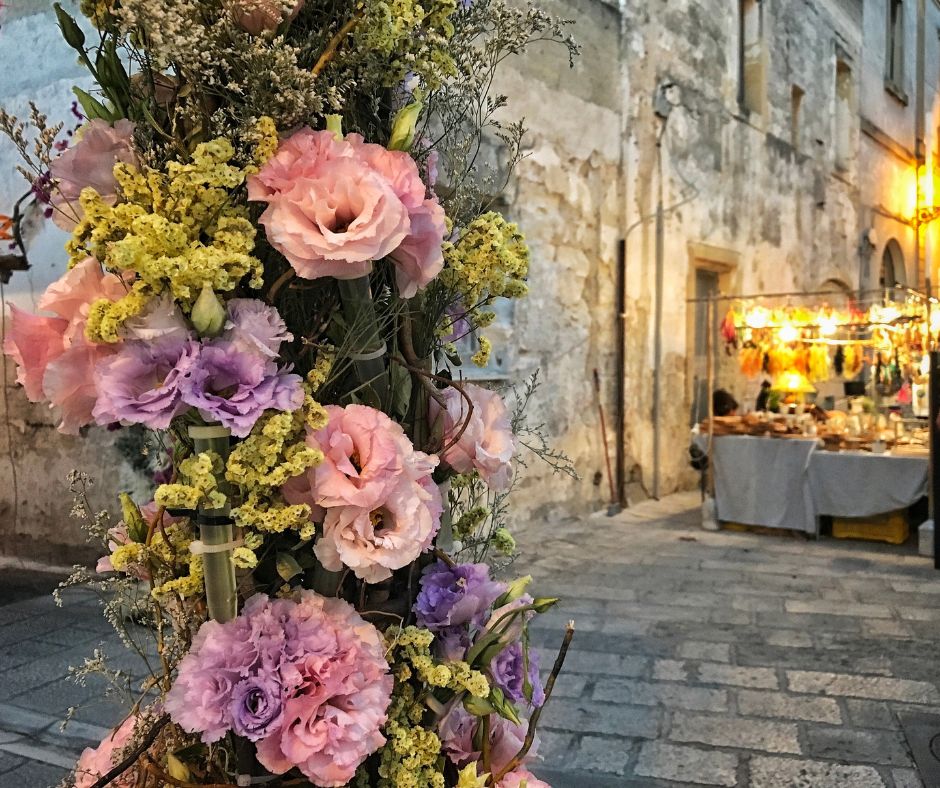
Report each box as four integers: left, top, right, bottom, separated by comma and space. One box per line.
88, 715, 170, 788
311, 14, 361, 78
491, 621, 576, 783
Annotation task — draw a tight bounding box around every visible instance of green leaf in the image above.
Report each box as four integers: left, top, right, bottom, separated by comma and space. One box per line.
275, 552, 303, 582
73, 87, 113, 122
390, 364, 413, 420
489, 687, 521, 726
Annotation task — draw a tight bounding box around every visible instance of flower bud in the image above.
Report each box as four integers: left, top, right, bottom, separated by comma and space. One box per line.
462, 694, 496, 717
191, 284, 226, 337
495, 575, 532, 607
54, 3, 86, 51
119, 493, 147, 543
325, 114, 344, 140
389, 97, 423, 151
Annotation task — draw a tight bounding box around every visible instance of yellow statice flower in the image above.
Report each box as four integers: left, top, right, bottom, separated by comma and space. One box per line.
85, 281, 151, 343
232, 546, 259, 570
67, 139, 263, 323
471, 335, 492, 368
234, 491, 312, 534
109, 542, 145, 573
306, 346, 336, 393
249, 116, 280, 167
152, 554, 204, 600
440, 211, 529, 309
155, 452, 227, 511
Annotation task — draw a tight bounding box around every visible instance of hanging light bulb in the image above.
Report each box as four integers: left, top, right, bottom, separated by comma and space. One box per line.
778, 323, 800, 344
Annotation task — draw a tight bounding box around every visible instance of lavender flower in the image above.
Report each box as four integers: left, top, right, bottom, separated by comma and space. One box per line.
414, 561, 506, 632
230, 676, 284, 741
93, 338, 200, 429
180, 342, 303, 437
222, 299, 293, 358
491, 641, 544, 707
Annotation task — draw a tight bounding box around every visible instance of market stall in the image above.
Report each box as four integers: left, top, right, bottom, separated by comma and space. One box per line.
695, 288, 934, 542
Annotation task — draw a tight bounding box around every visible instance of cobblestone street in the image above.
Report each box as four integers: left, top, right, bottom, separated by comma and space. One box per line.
2, 493, 940, 786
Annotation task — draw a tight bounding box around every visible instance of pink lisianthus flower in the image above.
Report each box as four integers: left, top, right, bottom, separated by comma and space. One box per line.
166, 592, 392, 787
498, 769, 551, 788
431, 384, 517, 490
49, 119, 138, 230
390, 197, 447, 298
249, 129, 409, 281
439, 704, 538, 776
73, 712, 141, 788
2, 257, 128, 433
248, 129, 446, 297
122, 293, 190, 341
222, 299, 293, 358
281, 404, 442, 582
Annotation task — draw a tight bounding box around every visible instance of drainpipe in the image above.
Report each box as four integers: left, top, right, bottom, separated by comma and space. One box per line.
651, 97, 671, 500
915, 0, 926, 289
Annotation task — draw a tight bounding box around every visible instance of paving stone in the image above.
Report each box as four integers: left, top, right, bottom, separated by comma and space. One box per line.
737, 689, 842, 724
536, 729, 577, 768
668, 711, 801, 754
0, 758, 68, 786
784, 600, 893, 619
766, 629, 813, 648
697, 662, 778, 690
0, 751, 25, 775
843, 699, 898, 730
561, 650, 647, 678
802, 726, 912, 766
633, 741, 738, 786
891, 768, 925, 788
787, 671, 940, 704
593, 678, 729, 712
570, 735, 631, 775
733, 596, 783, 612
540, 700, 661, 738
748, 756, 886, 787
678, 641, 731, 663
653, 659, 688, 681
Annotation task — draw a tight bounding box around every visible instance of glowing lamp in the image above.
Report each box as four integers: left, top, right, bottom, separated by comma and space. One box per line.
772, 371, 816, 395
777, 324, 800, 344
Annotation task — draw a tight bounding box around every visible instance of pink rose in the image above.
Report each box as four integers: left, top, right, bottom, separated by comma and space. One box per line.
249, 129, 446, 296
49, 120, 138, 231
3, 258, 128, 433
282, 404, 441, 582
431, 384, 517, 490
231, 0, 304, 34
74, 713, 140, 788
498, 770, 551, 788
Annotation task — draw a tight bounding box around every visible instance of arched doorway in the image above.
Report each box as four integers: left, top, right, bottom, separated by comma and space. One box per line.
880, 239, 906, 289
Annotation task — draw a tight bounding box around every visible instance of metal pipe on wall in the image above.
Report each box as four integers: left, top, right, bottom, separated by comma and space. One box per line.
652, 137, 665, 500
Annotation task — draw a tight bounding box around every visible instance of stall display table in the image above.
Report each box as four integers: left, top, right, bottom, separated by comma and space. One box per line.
711, 435, 818, 534
808, 451, 929, 518
705, 435, 929, 535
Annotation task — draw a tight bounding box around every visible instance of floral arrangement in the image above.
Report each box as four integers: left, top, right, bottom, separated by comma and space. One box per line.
0, 0, 579, 786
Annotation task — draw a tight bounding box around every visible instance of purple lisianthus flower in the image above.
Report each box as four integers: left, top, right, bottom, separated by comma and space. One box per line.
436, 626, 472, 661
123, 293, 191, 342
93, 338, 200, 429
491, 641, 544, 707
181, 341, 303, 437
414, 561, 506, 632
223, 299, 293, 359
229, 676, 284, 741
442, 302, 470, 344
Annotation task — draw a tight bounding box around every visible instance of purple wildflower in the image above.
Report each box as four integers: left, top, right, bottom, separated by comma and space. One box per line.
92, 338, 200, 429
222, 299, 293, 358
491, 641, 544, 707
414, 561, 506, 632
180, 341, 303, 437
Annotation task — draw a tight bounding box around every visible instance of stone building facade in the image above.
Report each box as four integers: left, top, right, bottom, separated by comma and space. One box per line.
0, 0, 936, 561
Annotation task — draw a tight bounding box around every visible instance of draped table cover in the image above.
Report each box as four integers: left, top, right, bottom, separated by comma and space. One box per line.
809, 451, 929, 518
700, 435, 929, 533
710, 435, 819, 533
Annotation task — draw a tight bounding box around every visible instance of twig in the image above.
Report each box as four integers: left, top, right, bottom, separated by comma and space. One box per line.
88, 714, 171, 788
433, 548, 456, 567
265, 268, 295, 305
311, 14, 361, 78
491, 621, 576, 783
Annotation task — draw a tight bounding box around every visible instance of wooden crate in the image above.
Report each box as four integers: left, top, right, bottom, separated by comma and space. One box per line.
832, 510, 909, 545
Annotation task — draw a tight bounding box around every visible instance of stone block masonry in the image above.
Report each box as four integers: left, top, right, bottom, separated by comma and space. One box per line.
519, 494, 936, 786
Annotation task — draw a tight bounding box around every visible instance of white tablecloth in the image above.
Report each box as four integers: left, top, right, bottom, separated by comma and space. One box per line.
711, 436, 819, 533
703, 435, 930, 533
809, 451, 929, 518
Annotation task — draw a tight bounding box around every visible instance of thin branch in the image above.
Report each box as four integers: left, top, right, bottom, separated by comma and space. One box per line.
311, 14, 362, 78
88, 714, 170, 788
491, 621, 576, 784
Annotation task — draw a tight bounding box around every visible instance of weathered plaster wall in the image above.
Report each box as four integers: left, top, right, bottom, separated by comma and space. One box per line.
0, 2, 148, 565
